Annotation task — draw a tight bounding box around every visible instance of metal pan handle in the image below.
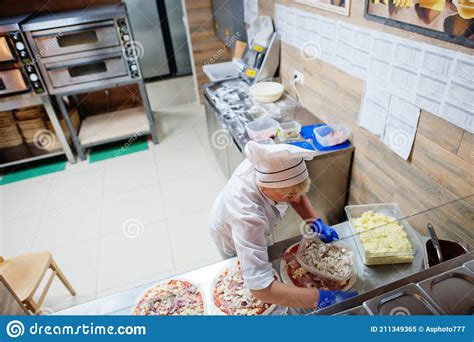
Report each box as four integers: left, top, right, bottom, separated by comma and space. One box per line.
45, 52, 123, 70
31, 20, 116, 38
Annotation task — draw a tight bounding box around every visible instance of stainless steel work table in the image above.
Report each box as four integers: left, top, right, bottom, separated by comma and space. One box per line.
56, 221, 427, 316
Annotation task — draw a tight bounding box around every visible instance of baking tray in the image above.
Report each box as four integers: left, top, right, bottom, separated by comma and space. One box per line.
345, 203, 421, 265
364, 283, 444, 315
334, 305, 371, 316
417, 266, 474, 315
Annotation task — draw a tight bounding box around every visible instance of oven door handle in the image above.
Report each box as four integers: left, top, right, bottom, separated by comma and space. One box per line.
45, 52, 123, 70
31, 20, 116, 38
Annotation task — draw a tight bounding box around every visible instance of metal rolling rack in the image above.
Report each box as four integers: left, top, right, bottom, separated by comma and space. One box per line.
0, 93, 75, 167
21, 4, 159, 161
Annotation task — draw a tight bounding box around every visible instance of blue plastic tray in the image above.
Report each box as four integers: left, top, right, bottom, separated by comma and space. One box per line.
287, 141, 315, 151
300, 124, 351, 152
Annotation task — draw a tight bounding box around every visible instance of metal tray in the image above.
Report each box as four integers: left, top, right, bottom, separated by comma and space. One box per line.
463, 260, 474, 273
334, 305, 371, 316
344, 203, 421, 266
364, 284, 444, 315
417, 266, 474, 315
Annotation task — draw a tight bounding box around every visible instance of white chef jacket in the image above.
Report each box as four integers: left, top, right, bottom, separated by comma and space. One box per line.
209, 158, 288, 290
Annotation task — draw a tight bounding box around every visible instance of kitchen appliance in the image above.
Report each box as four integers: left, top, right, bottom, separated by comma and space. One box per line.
123, 0, 192, 79
203, 16, 280, 83
22, 4, 142, 95
0, 15, 45, 96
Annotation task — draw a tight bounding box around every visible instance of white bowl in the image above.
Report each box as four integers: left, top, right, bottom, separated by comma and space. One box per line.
250, 82, 284, 103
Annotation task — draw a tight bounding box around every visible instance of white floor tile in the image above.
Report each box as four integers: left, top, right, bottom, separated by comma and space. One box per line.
104, 147, 155, 167
156, 147, 216, 184
103, 156, 158, 197
160, 171, 222, 219
33, 201, 102, 251
101, 184, 166, 236
146, 76, 197, 111
45, 164, 104, 210
97, 219, 174, 292
1, 215, 40, 258
40, 239, 99, 309
1, 179, 50, 221
167, 210, 221, 271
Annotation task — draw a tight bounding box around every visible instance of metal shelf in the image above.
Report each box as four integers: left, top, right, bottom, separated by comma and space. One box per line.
0, 145, 65, 168
78, 106, 150, 147
0, 92, 43, 112
55, 79, 158, 161
0, 93, 76, 168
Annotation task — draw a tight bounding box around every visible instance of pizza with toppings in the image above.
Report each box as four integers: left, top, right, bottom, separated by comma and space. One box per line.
212, 260, 278, 316
281, 243, 354, 290
133, 279, 205, 315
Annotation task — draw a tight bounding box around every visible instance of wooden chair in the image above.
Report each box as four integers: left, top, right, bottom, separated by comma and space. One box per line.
0, 252, 76, 314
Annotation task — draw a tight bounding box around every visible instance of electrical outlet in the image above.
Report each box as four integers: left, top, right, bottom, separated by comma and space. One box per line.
293, 70, 304, 85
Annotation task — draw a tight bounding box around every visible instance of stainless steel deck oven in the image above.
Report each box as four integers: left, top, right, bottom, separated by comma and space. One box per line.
22, 4, 141, 95
0, 14, 45, 96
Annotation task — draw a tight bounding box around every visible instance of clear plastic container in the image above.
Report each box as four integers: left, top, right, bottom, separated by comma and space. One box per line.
245, 117, 280, 141
257, 138, 275, 145
345, 203, 420, 266
295, 237, 355, 283
277, 121, 301, 141
314, 124, 351, 147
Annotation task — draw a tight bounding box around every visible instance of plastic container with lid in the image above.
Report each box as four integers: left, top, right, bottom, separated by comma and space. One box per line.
295, 237, 355, 283
277, 121, 301, 141
245, 117, 280, 141
314, 124, 351, 147
345, 203, 420, 266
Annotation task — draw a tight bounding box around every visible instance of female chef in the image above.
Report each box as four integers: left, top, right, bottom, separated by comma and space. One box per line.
209, 141, 357, 310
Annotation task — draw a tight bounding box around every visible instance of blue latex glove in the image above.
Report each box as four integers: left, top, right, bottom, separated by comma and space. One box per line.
310, 218, 339, 243
317, 290, 358, 310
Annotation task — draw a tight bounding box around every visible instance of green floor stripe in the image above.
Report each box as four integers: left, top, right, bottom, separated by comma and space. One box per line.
0, 160, 66, 186
89, 137, 149, 163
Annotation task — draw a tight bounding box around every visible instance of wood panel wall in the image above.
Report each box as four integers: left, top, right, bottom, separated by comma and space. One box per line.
183, 0, 234, 103
261, 0, 473, 246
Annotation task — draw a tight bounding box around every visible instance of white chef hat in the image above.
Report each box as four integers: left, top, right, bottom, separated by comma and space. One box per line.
245, 141, 316, 189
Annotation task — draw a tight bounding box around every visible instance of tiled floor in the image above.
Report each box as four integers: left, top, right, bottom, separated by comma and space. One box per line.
0, 78, 226, 312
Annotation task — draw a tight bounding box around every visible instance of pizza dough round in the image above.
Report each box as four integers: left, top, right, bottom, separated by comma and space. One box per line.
211, 259, 280, 316
133, 279, 205, 315
280, 243, 357, 291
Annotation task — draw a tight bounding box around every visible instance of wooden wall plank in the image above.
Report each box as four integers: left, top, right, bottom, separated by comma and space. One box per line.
184, 0, 233, 104
457, 131, 474, 165
417, 110, 464, 154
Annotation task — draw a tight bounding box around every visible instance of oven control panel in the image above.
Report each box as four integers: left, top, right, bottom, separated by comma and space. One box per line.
116, 17, 140, 79
9, 31, 45, 94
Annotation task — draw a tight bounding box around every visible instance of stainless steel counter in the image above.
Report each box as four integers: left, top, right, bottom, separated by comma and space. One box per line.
56, 222, 427, 316
203, 79, 355, 233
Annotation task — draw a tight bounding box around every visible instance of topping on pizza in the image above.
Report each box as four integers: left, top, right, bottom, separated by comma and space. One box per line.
282, 244, 348, 290
213, 261, 276, 315
297, 239, 354, 280
133, 279, 204, 315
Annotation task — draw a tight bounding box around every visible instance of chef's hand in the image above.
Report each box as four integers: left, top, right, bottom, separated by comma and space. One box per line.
317, 290, 358, 309
310, 218, 339, 243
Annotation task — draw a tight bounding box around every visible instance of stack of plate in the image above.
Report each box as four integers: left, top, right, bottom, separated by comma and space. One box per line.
0, 110, 23, 148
